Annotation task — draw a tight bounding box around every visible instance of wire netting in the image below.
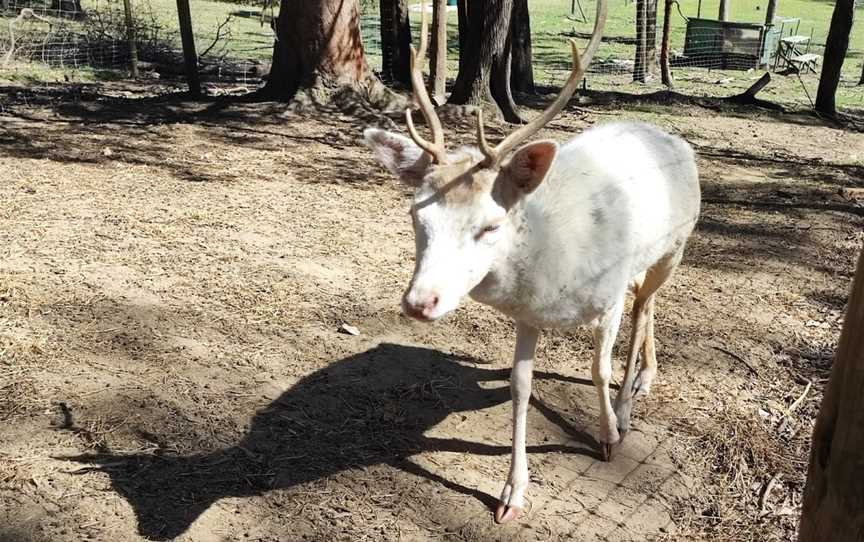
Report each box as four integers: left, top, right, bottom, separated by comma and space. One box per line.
0, 0, 275, 86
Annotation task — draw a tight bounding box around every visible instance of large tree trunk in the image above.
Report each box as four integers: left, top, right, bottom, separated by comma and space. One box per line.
430, 0, 448, 104
799, 247, 864, 541
815, 0, 855, 116
457, 0, 469, 76
510, 0, 534, 96
380, 0, 412, 87
265, 0, 376, 100
448, 0, 521, 123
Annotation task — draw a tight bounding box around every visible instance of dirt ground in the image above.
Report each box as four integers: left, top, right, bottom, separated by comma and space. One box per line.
1, 82, 862, 542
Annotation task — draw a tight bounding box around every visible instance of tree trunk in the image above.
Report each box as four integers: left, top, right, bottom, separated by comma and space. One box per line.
123, 0, 139, 78
799, 247, 864, 541
764, 0, 778, 26
448, 0, 521, 123
718, 0, 729, 21
430, 0, 448, 104
815, 0, 855, 116
859, 61, 864, 85
266, 0, 375, 100
660, 0, 673, 87
510, 0, 534, 96
645, 0, 658, 77
176, 0, 200, 96
380, 0, 411, 87
634, 0, 647, 82
457, 0, 469, 76
49, 0, 82, 17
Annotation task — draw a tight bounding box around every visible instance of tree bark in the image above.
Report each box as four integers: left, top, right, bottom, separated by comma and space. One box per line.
634, 0, 648, 82
815, 0, 855, 116
764, 0, 778, 26
123, 0, 139, 78
430, 0, 448, 104
380, 0, 412, 87
718, 0, 729, 21
176, 0, 200, 96
660, 0, 673, 87
457, 0, 469, 76
799, 247, 864, 541
448, 0, 521, 123
265, 0, 375, 100
510, 0, 534, 96
646, 0, 658, 77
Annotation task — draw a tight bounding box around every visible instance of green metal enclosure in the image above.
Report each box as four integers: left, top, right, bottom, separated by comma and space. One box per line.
681, 18, 779, 69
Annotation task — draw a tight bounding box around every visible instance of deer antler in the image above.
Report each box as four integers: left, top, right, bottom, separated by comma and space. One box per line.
476, 0, 607, 167
405, 0, 448, 164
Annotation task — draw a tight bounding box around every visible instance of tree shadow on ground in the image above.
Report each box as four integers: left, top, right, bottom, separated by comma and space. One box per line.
61, 343, 601, 541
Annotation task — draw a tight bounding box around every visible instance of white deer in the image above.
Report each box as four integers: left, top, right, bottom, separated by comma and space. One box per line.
364, 0, 700, 524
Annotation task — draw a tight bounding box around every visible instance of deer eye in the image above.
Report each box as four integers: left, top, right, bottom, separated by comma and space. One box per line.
476, 224, 501, 240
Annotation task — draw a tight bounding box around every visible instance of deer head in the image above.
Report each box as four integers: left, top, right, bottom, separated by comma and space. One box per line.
365, 0, 607, 321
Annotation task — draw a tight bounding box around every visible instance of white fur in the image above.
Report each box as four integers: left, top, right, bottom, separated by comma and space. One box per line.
365, 121, 701, 520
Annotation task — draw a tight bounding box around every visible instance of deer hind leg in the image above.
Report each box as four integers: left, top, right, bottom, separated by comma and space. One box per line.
614, 250, 683, 433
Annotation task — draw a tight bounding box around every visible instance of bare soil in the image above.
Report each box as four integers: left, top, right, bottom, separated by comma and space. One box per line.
1, 82, 862, 542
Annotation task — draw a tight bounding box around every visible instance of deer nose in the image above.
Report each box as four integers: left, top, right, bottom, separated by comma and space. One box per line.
403, 291, 440, 321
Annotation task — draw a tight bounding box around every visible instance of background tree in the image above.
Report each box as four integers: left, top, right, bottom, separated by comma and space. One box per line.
634, 0, 657, 82
380, 0, 412, 87
430, 0, 448, 104
510, 0, 535, 95
764, 0, 778, 25
266, 0, 377, 100
859, 61, 864, 85
799, 247, 864, 541
815, 0, 855, 116
448, 0, 521, 122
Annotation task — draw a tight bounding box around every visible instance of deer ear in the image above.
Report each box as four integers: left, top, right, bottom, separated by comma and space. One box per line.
504, 141, 558, 195
364, 128, 431, 185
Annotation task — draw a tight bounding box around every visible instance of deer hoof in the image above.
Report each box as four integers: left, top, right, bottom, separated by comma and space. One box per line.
601, 436, 624, 462
495, 503, 521, 524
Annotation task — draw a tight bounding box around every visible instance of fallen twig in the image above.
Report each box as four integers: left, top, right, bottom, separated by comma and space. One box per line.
711, 345, 760, 376
758, 472, 781, 516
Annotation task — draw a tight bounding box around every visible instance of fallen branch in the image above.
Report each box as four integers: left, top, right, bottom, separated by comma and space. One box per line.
725, 73, 784, 111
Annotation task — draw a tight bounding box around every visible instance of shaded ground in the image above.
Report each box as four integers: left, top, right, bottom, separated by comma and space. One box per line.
0, 82, 862, 541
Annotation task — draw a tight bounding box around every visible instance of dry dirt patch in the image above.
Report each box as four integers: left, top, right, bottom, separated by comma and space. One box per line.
1, 83, 862, 541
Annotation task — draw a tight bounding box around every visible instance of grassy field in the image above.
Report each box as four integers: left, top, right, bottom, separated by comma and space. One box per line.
0, 0, 861, 107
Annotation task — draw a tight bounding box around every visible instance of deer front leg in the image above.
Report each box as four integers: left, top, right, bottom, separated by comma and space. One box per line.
495, 322, 539, 524
592, 300, 624, 462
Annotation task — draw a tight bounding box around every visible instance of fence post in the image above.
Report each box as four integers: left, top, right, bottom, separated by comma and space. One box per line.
176, 0, 201, 95
122, 0, 138, 78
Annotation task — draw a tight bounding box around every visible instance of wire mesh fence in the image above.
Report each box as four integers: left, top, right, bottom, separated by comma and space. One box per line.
0, 0, 274, 86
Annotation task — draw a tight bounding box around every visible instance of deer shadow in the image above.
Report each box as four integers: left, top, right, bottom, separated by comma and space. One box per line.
64, 343, 601, 540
